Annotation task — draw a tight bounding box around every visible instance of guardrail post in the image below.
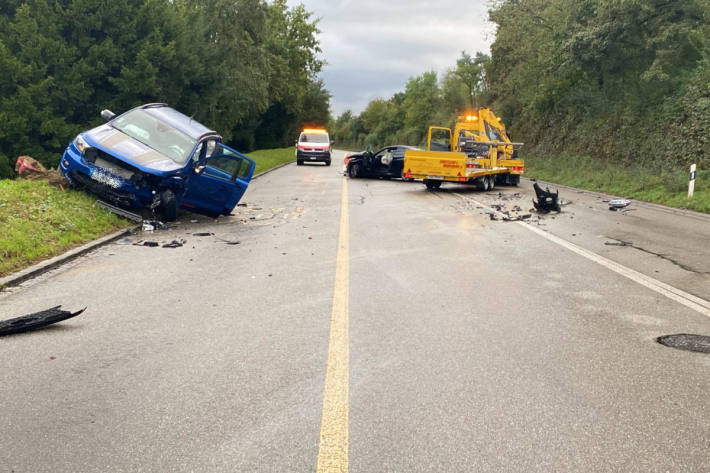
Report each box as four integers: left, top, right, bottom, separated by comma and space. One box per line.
688, 164, 697, 199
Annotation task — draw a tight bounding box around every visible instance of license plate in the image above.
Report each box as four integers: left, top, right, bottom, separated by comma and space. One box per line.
310, 157, 317, 160
426, 175, 444, 180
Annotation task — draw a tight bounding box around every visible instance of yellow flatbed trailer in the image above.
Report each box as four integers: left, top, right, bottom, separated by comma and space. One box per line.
403, 109, 524, 190
403, 141, 524, 190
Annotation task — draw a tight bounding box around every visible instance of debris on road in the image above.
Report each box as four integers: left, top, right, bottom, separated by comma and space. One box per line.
533, 183, 562, 213
162, 240, 184, 248
0, 306, 86, 336
133, 241, 159, 247
609, 199, 631, 211
657, 334, 710, 354
215, 236, 240, 245
141, 219, 169, 233
605, 241, 633, 247
193, 232, 214, 237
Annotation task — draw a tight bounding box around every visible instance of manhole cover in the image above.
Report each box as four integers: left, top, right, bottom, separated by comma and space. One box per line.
657, 334, 710, 354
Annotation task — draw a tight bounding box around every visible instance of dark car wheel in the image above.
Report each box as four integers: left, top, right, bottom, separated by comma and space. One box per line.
159, 189, 178, 222
297, 160, 303, 166
348, 163, 359, 178
325, 159, 331, 166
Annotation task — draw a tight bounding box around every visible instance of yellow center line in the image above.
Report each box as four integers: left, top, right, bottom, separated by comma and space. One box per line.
316, 177, 350, 473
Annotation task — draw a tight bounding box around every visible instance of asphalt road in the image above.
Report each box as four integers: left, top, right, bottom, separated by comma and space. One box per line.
1, 150, 709, 472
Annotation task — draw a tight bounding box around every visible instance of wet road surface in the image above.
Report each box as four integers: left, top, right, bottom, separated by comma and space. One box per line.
1, 150, 709, 472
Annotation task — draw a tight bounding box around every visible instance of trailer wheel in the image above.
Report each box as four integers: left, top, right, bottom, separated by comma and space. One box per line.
424, 179, 441, 189
488, 175, 495, 190
476, 176, 490, 191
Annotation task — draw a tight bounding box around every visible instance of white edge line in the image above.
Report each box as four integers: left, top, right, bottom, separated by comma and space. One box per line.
456, 193, 710, 319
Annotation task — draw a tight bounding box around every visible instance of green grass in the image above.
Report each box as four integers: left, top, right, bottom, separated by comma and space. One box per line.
526, 154, 710, 214
0, 180, 127, 277
248, 147, 296, 174
0, 147, 298, 278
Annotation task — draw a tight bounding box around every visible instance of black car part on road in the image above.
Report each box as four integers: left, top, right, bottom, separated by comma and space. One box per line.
0, 306, 86, 336
533, 182, 561, 213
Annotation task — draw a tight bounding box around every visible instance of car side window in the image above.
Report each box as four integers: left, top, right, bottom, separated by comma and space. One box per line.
204, 156, 242, 180
201, 145, 252, 181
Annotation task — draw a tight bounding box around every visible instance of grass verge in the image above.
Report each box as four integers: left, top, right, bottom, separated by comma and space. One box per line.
526, 154, 710, 214
249, 147, 296, 174
0, 180, 127, 277
0, 147, 299, 279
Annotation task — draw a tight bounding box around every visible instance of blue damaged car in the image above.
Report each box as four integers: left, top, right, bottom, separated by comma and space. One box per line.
59, 103, 255, 220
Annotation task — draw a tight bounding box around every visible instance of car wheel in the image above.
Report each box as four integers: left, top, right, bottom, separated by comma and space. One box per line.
325, 160, 331, 166
348, 163, 359, 178
297, 160, 303, 166
159, 189, 178, 222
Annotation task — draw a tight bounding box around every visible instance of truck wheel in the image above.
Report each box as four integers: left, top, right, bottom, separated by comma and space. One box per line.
424, 179, 441, 189
159, 189, 178, 222
475, 177, 489, 191
348, 163, 359, 178
488, 175, 495, 190
510, 175, 520, 186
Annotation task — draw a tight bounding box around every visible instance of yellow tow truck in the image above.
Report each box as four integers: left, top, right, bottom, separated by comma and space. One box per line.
403, 108, 524, 190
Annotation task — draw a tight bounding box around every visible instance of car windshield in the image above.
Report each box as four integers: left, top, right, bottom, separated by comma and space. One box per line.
112, 109, 197, 164
300, 133, 329, 143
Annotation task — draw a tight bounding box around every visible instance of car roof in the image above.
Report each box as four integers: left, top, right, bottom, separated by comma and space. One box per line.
140, 104, 218, 140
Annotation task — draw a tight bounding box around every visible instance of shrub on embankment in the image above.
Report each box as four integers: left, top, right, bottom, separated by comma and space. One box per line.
0, 0, 330, 179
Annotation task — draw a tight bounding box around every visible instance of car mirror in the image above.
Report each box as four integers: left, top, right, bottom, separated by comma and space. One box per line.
101, 109, 116, 122
194, 163, 206, 175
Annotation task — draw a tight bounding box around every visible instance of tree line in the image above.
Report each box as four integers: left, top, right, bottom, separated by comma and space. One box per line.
0, 0, 330, 179
330, 51, 490, 150
333, 0, 710, 173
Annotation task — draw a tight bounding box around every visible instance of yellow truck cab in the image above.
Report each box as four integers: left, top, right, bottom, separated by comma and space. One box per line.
404, 108, 524, 190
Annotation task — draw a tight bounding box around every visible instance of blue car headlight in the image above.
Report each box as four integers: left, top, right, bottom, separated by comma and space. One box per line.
73, 134, 89, 154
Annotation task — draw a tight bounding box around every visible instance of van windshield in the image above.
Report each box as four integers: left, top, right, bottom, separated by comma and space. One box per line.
300, 133, 329, 144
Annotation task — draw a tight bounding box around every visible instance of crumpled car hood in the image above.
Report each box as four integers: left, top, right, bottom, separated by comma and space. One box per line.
85, 125, 183, 173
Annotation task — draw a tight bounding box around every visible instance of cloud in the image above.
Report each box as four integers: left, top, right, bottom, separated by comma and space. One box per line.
287, 0, 495, 115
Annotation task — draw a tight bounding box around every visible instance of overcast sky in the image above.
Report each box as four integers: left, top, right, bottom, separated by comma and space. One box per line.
286, 0, 496, 117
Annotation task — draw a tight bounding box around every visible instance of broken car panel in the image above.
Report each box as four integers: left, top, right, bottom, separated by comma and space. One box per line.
59, 103, 255, 220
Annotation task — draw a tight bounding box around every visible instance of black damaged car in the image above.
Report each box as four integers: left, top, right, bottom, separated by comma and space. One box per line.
344, 145, 420, 180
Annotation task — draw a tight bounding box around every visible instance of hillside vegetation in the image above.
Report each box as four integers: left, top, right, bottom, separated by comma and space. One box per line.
330, 0, 709, 210
0, 0, 329, 179
333, 0, 710, 173
486, 0, 710, 172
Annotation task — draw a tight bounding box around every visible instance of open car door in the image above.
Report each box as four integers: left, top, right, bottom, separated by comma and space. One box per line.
183, 142, 255, 215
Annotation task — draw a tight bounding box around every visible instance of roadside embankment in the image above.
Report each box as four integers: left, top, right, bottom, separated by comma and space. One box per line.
0, 179, 126, 277
0, 147, 297, 278
526, 154, 709, 214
